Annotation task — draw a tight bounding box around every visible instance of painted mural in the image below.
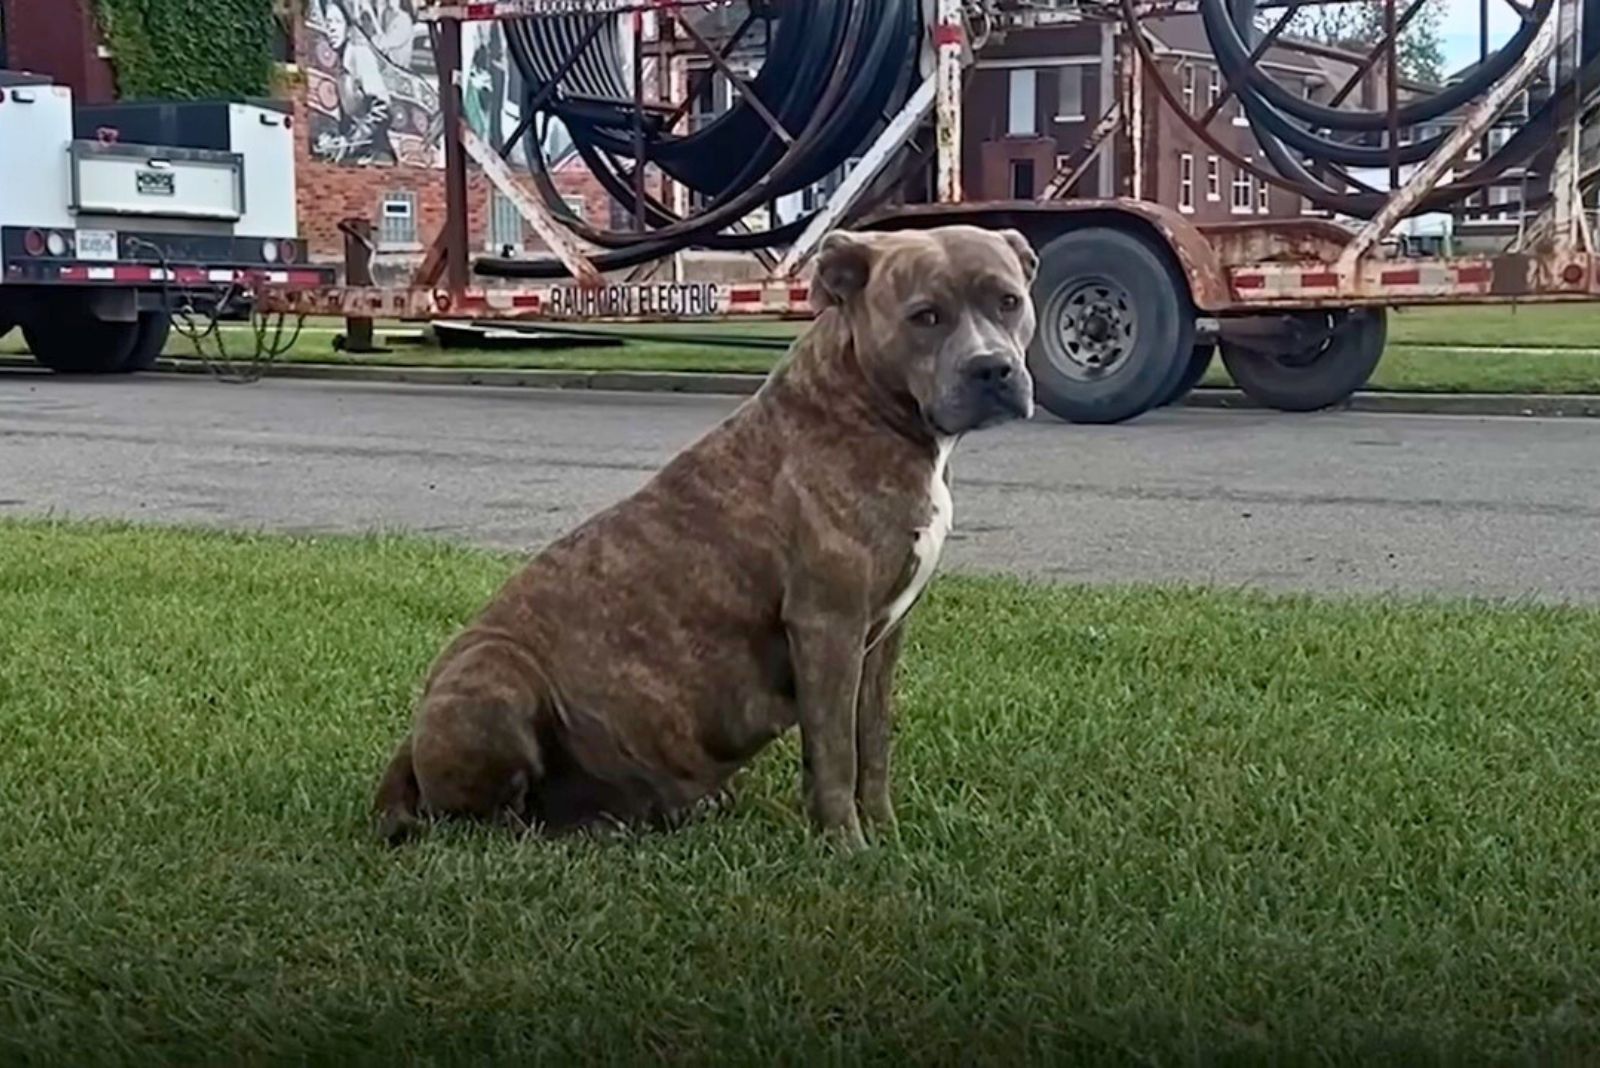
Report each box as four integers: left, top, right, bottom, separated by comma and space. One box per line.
304, 0, 565, 169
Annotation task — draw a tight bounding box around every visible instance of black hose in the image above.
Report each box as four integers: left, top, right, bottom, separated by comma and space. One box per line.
479, 0, 922, 278
1208, 0, 1600, 216
1202, 0, 1554, 133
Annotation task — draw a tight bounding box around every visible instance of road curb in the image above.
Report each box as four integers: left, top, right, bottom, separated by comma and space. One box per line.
153, 358, 770, 396
1182, 388, 1600, 418
7, 355, 1600, 417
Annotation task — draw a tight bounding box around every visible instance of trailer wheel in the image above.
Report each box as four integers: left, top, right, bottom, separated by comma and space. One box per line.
120, 312, 173, 373
1220, 308, 1387, 412
23, 314, 141, 375
1161, 343, 1215, 407
1027, 227, 1194, 425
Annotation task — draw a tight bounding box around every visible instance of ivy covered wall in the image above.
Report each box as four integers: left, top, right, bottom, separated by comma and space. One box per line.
94, 0, 276, 99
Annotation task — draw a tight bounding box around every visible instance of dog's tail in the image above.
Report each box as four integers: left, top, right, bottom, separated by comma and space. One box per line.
373, 733, 422, 845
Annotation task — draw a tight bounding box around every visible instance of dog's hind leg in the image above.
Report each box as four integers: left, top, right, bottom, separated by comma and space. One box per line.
373, 733, 422, 845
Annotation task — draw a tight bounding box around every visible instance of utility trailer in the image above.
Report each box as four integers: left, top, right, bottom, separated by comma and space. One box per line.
256, 0, 1600, 424
0, 71, 331, 374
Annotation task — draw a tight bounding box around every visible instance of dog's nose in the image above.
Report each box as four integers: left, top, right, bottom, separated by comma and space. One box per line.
963, 352, 1034, 421
965, 354, 1016, 387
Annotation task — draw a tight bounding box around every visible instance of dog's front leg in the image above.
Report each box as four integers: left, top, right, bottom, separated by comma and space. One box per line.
855, 626, 902, 834
787, 603, 869, 852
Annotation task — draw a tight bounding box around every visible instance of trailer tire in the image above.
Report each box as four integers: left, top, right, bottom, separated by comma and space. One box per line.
1161, 343, 1215, 407
120, 312, 173, 373
1027, 227, 1194, 425
23, 314, 141, 375
1220, 308, 1386, 412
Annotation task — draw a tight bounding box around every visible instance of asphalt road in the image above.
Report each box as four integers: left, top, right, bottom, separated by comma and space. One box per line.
3, 370, 1599, 601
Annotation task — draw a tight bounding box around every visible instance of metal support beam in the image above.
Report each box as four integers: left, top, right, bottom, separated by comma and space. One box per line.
1097, 20, 1115, 196
1044, 101, 1120, 198
670, 10, 792, 144
1130, 33, 1144, 200
775, 75, 937, 277
438, 18, 472, 295
934, 0, 964, 203
1554, 0, 1588, 250
1337, 9, 1561, 272
461, 123, 604, 287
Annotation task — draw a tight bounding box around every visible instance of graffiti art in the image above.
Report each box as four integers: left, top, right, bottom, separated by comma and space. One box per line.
306, 0, 561, 170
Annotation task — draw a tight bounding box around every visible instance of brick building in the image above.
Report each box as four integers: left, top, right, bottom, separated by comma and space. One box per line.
964, 14, 1401, 223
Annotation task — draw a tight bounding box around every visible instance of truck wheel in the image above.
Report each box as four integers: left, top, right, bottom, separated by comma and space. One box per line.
120, 312, 173, 373
23, 314, 141, 375
1219, 308, 1386, 412
1160, 343, 1215, 407
1027, 227, 1195, 425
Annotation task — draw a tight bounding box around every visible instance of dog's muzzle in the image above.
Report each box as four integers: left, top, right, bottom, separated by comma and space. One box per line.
963, 352, 1035, 423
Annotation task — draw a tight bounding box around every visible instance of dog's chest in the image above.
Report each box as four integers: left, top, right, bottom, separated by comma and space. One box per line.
871, 440, 953, 649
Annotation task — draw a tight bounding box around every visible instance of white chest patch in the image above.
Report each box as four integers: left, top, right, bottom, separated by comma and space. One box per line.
870, 438, 954, 650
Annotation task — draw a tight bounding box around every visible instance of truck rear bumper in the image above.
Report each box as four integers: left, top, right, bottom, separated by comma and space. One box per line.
0, 226, 332, 288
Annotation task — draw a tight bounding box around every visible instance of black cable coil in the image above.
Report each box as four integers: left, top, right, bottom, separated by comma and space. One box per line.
478, 0, 923, 279
1200, 0, 1600, 217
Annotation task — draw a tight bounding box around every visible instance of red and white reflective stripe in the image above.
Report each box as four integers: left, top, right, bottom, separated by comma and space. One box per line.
54, 263, 325, 286
1229, 260, 1497, 300
724, 282, 811, 314
456, 290, 544, 312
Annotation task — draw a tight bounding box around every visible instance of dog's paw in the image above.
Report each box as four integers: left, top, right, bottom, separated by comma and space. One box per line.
821, 816, 869, 856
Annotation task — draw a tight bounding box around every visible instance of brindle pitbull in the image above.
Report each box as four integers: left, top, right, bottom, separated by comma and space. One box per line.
374, 224, 1038, 850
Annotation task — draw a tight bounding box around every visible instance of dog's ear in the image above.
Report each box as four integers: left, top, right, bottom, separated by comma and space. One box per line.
810, 231, 876, 311
998, 229, 1039, 285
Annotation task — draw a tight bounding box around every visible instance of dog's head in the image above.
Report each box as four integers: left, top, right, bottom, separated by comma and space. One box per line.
811, 225, 1038, 437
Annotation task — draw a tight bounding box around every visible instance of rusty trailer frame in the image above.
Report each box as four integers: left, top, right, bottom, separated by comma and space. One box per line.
255, 0, 1600, 324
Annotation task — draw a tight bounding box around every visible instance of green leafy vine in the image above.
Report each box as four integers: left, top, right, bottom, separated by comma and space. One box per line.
95, 0, 276, 100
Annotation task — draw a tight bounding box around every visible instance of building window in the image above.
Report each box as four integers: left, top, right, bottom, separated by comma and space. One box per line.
1056, 65, 1084, 121
1010, 158, 1036, 199
1231, 166, 1253, 213
488, 188, 523, 253
1008, 68, 1038, 136
379, 192, 418, 248
1208, 67, 1222, 110
687, 65, 734, 132
1178, 153, 1194, 213
1181, 64, 1196, 113
1487, 184, 1515, 221
1206, 155, 1221, 200
1257, 174, 1271, 213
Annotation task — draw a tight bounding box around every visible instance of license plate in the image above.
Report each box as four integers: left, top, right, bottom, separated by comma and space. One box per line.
136, 169, 175, 196
75, 229, 118, 262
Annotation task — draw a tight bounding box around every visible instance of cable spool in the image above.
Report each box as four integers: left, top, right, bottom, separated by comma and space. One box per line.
1196, 0, 1600, 217
478, 0, 925, 279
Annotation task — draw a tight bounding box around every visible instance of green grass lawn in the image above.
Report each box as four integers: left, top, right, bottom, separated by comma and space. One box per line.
4, 519, 1600, 1063
1388, 303, 1600, 348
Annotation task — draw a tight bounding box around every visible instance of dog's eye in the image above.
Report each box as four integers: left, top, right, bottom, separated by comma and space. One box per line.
999, 293, 1022, 313
910, 307, 942, 328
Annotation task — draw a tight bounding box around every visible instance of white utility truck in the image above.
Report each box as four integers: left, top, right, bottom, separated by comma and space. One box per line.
0, 70, 329, 373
